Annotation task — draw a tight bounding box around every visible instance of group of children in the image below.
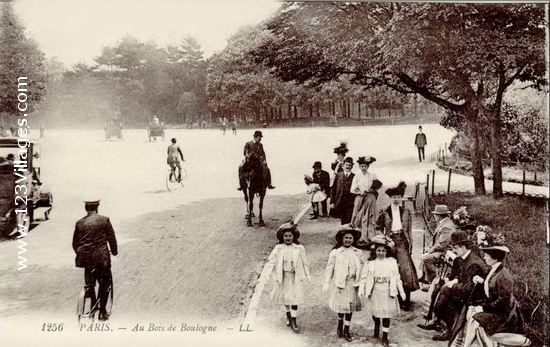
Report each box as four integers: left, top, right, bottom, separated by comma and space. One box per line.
265, 222, 406, 347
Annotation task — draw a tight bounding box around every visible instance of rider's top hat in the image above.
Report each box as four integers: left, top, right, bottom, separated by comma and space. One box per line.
253, 130, 263, 138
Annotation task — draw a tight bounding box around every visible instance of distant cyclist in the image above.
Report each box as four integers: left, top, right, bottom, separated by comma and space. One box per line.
72, 199, 118, 321
167, 138, 185, 181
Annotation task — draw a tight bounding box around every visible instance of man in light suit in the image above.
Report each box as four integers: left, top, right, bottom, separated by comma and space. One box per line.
419, 204, 456, 284
329, 157, 355, 225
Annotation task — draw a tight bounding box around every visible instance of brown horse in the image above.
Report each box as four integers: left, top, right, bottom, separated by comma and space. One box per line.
239, 158, 267, 227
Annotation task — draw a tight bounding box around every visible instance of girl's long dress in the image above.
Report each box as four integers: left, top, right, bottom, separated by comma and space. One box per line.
368, 258, 400, 318
328, 248, 361, 313
391, 233, 420, 291
270, 245, 304, 305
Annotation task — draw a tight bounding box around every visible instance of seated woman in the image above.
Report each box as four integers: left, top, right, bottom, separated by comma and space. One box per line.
461, 232, 523, 347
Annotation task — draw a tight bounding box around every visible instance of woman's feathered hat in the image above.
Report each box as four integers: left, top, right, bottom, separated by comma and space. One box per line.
276, 220, 300, 242
476, 227, 509, 253
385, 181, 407, 197
357, 156, 376, 165
333, 141, 349, 155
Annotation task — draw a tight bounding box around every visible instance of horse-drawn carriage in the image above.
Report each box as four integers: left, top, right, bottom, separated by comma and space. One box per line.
105, 119, 123, 140
0, 138, 53, 238
147, 124, 165, 141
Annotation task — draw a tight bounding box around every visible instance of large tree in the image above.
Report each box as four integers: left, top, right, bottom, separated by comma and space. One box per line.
0, 2, 47, 119
253, 2, 547, 198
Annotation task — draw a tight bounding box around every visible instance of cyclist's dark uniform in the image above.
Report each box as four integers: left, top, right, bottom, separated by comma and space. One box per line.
72, 202, 117, 321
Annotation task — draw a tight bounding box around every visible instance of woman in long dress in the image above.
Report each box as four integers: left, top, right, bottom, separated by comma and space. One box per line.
323, 225, 365, 342
350, 156, 381, 248
377, 181, 420, 310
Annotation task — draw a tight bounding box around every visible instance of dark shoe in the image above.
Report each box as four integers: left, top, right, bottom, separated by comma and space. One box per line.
237, 187, 243, 191
309, 215, 319, 220
268, 185, 276, 189
290, 317, 299, 333
382, 336, 389, 347
401, 304, 411, 311
337, 320, 344, 338
417, 322, 440, 331
286, 312, 291, 327
432, 331, 450, 341
98, 310, 109, 321
343, 326, 353, 342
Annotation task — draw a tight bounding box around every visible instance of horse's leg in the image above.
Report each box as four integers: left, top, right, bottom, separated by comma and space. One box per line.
243, 188, 250, 219
258, 191, 265, 227
247, 193, 254, 227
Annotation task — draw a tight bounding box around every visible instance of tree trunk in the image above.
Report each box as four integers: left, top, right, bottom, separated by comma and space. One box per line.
467, 119, 486, 195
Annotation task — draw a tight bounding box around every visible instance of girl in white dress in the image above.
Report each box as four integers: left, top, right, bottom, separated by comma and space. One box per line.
360, 235, 405, 347
304, 174, 327, 219
323, 225, 365, 341
265, 222, 311, 332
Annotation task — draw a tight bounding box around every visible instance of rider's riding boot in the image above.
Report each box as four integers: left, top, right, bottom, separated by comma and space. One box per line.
237, 187, 243, 191
178, 173, 181, 182
268, 184, 275, 189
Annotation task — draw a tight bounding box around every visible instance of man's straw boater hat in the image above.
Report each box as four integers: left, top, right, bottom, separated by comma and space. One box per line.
333, 142, 349, 155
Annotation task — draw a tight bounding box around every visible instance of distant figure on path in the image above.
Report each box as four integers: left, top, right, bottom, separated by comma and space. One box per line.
231, 119, 238, 135
40, 125, 44, 138
152, 115, 160, 126
415, 126, 427, 162
330, 157, 355, 225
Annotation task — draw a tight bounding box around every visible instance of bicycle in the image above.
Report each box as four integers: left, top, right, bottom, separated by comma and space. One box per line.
76, 270, 113, 324
166, 166, 188, 191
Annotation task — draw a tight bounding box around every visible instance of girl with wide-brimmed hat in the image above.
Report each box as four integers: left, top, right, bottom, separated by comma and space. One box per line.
377, 181, 420, 311
359, 235, 405, 347
265, 221, 311, 333
323, 225, 365, 342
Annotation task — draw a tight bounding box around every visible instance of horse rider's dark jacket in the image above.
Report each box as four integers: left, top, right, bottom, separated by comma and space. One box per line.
244, 140, 266, 162
72, 213, 118, 268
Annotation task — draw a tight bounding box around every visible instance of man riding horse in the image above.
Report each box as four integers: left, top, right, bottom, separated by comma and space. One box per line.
238, 130, 275, 191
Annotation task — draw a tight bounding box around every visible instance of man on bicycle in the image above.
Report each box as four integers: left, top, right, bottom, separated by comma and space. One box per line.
72, 199, 118, 321
167, 138, 185, 182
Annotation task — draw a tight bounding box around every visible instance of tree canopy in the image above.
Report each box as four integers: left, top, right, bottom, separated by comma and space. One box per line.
252, 2, 547, 198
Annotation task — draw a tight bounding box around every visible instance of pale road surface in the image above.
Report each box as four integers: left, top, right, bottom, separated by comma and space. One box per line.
0, 124, 546, 347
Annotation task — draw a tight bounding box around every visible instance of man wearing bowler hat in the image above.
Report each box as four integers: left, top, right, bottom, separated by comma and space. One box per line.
427, 230, 487, 341
419, 204, 456, 284
238, 130, 275, 190
329, 157, 356, 225
72, 199, 118, 321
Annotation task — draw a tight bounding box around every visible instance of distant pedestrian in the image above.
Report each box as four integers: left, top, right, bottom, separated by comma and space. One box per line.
331, 142, 349, 177
265, 222, 310, 333
312, 161, 330, 218
329, 157, 355, 225
323, 225, 365, 342
415, 126, 427, 162
231, 119, 238, 135
40, 125, 44, 138
359, 235, 405, 347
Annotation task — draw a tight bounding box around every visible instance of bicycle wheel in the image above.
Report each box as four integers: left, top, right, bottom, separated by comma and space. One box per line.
166, 170, 178, 191
77, 287, 96, 324
105, 277, 114, 315
179, 168, 188, 187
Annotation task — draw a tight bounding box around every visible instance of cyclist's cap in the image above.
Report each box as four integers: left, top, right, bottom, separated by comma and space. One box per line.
84, 199, 100, 206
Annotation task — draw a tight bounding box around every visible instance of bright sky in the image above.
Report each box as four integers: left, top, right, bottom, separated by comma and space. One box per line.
12, 0, 282, 69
